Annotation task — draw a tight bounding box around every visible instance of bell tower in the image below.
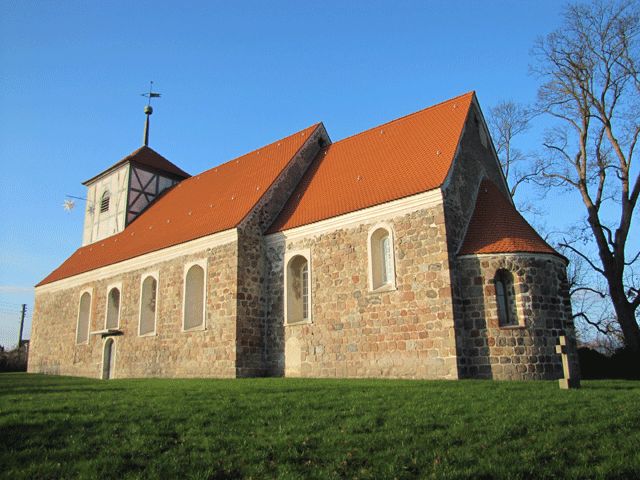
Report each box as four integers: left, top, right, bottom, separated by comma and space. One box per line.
81, 85, 190, 245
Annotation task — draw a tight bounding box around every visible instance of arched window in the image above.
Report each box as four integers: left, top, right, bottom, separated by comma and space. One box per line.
495, 270, 518, 327
139, 275, 158, 336
105, 286, 121, 329
369, 226, 396, 291
285, 253, 311, 324
184, 263, 205, 330
76, 291, 92, 344
100, 191, 110, 213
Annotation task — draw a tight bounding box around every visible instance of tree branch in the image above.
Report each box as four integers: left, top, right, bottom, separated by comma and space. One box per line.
572, 312, 611, 335
559, 241, 605, 275
570, 286, 607, 298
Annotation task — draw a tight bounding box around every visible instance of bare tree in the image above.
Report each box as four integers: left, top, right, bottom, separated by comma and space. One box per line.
564, 246, 622, 348
488, 101, 543, 197
532, 0, 640, 351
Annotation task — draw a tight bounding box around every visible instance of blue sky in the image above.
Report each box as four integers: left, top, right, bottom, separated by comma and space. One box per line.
0, 0, 610, 338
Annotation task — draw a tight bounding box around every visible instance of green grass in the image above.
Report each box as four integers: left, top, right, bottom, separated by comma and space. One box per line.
1, 374, 639, 479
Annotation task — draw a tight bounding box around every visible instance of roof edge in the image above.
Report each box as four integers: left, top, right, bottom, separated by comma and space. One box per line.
36, 228, 240, 289
82, 145, 190, 185
332, 91, 475, 147
457, 250, 569, 264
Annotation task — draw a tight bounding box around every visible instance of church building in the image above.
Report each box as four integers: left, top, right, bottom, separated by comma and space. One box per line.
29, 92, 580, 380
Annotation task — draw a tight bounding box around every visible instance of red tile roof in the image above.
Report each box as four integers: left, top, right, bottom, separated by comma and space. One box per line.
268, 92, 475, 233
39, 124, 320, 286
83, 145, 190, 185
458, 180, 560, 257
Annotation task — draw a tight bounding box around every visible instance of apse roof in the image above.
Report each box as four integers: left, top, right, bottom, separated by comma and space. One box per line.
458, 180, 561, 257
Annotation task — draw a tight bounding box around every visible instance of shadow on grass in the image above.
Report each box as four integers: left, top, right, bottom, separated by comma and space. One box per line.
0, 385, 126, 396
582, 381, 640, 391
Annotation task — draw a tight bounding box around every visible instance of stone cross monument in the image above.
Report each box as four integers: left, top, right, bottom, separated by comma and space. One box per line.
556, 335, 580, 389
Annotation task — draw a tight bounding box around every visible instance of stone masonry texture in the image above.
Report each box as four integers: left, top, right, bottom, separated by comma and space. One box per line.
29, 241, 238, 378
455, 254, 579, 380
264, 203, 459, 380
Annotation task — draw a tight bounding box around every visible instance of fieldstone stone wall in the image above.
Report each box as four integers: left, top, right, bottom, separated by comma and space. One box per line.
442, 103, 509, 254
454, 253, 580, 380
29, 240, 238, 378
264, 202, 459, 379
235, 125, 329, 377
440, 102, 542, 378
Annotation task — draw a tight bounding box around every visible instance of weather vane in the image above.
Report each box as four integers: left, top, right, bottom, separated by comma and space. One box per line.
141, 81, 161, 146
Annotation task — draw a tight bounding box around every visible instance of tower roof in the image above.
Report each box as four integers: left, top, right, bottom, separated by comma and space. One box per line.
459, 180, 562, 258
82, 146, 190, 185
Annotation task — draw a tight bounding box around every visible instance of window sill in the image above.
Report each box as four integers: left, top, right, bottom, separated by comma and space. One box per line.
138, 332, 158, 338
499, 325, 526, 330
91, 328, 123, 337
285, 319, 312, 327
369, 284, 397, 294
182, 326, 206, 333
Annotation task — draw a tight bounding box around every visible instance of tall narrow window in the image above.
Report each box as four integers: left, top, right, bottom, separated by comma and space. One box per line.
100, 191, 110, 213
286, 254, 311, 324
76, 291, 91, 344
495, 270, 518, 327
139, 275, 157, 336
184, 264, 205, 330
105, 287, 120, 329
369, 226, 396, 291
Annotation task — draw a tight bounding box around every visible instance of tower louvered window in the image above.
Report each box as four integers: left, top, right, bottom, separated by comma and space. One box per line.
100, 191, 110, 213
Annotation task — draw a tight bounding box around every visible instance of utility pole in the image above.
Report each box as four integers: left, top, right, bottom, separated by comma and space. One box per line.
18, 304, 26, 349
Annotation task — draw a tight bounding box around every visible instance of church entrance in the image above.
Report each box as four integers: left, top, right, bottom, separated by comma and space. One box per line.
102, 338, 115, 379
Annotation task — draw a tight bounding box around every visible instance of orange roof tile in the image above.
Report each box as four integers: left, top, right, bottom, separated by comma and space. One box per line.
458, 180, 560, 257
83, 145, 190, 184
268, 92, 475, 233
39, 124, 320, 286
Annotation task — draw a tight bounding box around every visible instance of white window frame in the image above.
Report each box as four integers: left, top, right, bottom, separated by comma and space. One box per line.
138, 271, 159, 337
182, 259, 207, 332
284, 249, 312, 325
75, 287, 93, 345
104, 281, 123, 329
367, 223, 397, 292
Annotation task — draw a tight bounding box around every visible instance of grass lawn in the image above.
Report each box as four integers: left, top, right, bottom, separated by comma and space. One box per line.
1, 374, 639, 479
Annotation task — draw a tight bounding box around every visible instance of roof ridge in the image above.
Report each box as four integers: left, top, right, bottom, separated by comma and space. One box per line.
193, 123, 322, 178
332, 91, 475, 146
